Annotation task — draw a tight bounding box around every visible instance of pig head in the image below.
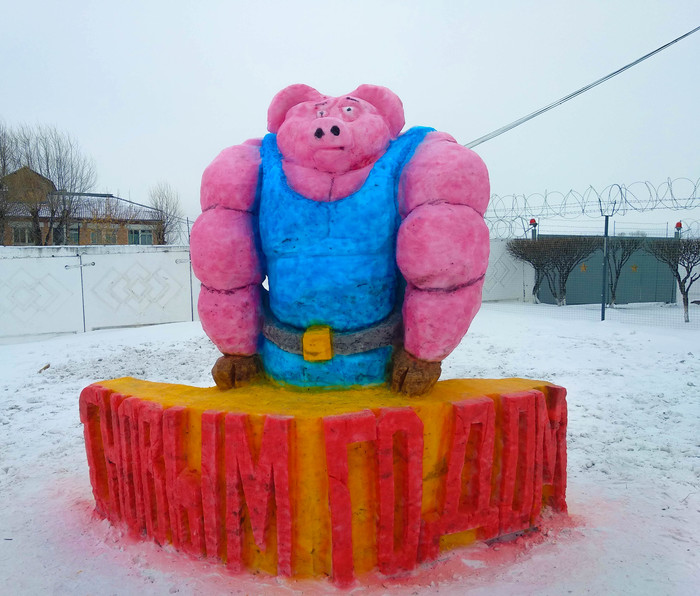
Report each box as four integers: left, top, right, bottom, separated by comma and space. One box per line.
269, 83, 404, 174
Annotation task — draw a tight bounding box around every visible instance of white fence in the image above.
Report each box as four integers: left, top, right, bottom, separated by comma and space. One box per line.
0, 245, 198, 341
483, 239, 534, 302
4, 239, 694, 341
0, 241, 533, 341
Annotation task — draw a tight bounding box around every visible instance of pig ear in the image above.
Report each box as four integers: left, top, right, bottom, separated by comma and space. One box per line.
267, 84, 326, 133
348, 84, 405, 137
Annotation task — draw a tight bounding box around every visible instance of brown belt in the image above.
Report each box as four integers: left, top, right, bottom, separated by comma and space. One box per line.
262, 307, 402, 362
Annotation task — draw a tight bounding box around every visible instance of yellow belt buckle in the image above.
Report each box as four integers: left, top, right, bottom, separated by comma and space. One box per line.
302, 325, 333, 362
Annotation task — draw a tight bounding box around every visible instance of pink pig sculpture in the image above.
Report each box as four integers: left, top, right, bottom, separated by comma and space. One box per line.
190, 84, 490, 395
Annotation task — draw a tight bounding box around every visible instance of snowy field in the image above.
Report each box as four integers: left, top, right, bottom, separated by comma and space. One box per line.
1, 303, 698, 595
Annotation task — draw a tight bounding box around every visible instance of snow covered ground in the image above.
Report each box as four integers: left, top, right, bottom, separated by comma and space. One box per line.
1, 302, 698, 595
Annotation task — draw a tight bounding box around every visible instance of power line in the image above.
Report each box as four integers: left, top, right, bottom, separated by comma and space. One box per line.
465, 25, 700, 149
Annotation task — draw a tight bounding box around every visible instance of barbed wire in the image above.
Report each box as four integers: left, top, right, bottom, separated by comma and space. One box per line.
165, 176, 700, 243
486, 176, 700, 238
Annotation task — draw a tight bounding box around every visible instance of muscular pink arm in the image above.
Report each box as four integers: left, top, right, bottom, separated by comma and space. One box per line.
397, 132, 490, 361
191, 141, 263, 356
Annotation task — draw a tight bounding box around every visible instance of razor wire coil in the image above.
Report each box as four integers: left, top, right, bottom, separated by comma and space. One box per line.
485, 176, 700, 238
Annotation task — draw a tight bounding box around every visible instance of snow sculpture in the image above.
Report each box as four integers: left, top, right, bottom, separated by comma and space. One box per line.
79, 85, 569, 585
190, 84, 490, 394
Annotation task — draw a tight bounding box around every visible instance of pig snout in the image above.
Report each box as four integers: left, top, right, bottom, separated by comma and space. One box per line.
311, 119, 349, 147
314, 125, 341, 138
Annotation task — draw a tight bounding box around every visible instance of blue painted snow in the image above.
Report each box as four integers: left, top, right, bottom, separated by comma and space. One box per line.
258, 126, 433, 387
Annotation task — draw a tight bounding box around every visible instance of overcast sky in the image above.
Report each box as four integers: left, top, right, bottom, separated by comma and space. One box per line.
2, 0, 698, 229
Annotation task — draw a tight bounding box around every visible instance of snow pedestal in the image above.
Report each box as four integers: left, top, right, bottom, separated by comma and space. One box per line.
79, 377, 567, 584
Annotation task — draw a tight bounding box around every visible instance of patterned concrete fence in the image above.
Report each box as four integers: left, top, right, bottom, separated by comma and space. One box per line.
0, 242, 528, 341
483, 239, 535, 302
0, 246, 198, 341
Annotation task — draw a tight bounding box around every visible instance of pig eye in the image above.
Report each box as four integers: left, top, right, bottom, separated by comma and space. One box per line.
340, 105, 359, 120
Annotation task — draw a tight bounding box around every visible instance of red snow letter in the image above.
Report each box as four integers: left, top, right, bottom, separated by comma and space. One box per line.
499, 391, 538, 534
323, 410, 377, 585
135, 400, 169, 544
224, 413, 292, 575
201, 410, 226, 561
532, 386, 568, 518
117, 397, 147, 535
376, 407, 424, 574
79, 385, 125, 521
164, 406, 205, 556
419, 397, 497, 561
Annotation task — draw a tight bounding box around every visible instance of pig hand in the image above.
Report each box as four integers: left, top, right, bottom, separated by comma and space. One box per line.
390, 346, 441, 396
212, 354, 262, 390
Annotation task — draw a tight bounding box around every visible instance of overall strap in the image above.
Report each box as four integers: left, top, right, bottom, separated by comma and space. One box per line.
260, 126, 435, 200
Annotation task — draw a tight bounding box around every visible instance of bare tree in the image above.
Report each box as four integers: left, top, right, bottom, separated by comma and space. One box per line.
0, 122, 15, 244
11, 124, 97, 245
542, 236, 601, 306
506, 237, 553, 303
148, 181, 184, 245
82, 196, 125, 244
0, 122, 15, 178
0, 165, 57, 245
0, 185, 7, 246
507, 236, 599, 305
606, 235, 645, 307
646, 237, 700, 323
12, 124, 96, 193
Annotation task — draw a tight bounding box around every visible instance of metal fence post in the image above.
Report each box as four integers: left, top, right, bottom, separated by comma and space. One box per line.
64, 253, 95, 333
600, 215, 609, 321
599, 184, 622, 321
187, 218, 194, 322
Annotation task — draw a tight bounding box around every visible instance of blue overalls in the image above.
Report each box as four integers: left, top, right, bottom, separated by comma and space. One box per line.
258, 126, 433, 387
